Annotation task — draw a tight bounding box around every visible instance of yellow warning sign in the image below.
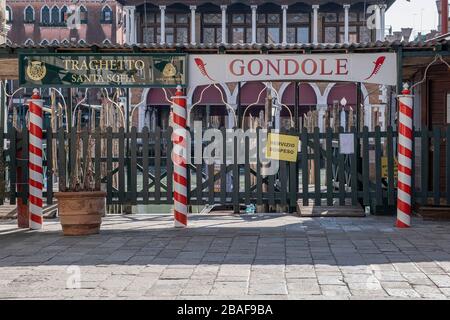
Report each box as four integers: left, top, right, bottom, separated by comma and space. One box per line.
381, 157, 398, 179
266, 133, 299, 162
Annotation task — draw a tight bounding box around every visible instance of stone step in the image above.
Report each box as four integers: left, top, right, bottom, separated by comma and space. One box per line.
0, 203, 58, 220
297, 200, 365, 217
418, 205, 450, 221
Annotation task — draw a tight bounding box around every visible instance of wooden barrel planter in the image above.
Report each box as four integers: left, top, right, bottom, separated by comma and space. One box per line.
55, 191, 106, 236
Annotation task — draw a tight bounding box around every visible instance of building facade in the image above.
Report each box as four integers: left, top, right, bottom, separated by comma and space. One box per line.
5, 0, 124, 45
4, 0, 395, 132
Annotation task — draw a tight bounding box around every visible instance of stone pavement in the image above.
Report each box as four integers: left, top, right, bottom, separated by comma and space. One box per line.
1, 214, 450, 300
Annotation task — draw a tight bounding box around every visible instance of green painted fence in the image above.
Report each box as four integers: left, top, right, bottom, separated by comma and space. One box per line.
1, 125, 447, 214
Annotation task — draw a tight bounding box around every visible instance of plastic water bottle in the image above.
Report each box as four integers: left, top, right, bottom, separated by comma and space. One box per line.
246, 204, 256, 214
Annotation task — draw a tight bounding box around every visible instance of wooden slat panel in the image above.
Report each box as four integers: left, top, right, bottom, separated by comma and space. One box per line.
387, 126, 395, 206
155, 127, 161, 202
106, 127, 113, 204
46, 130, 53, 204
233, 136, 239, 213
118, 127, 125, 204
9, 126, 16, 204
256, 127, 263, 206
301, 127, 308, 206
280, 159, 287, 207
446, 126, 450, 205
289, 128, 297, 209
313, 127, 320, 206
22, 130, 29, 203
166, 127, 173, 204
208, 163, 214, 205
142, 127, 149, 204
0, 59, 19, 80
421, 128, 429, 204
220, 127, 227, 204
196, 163, 203, 205
433, 127, 440, 205
375, 126, 382, 207
69, 126, 77, 190
57, 127, 66, 192
130, 127, 138, 205
338, 127, 345, 206
244, 136, 251, 206
362, 126, 370, 206
326, 127, 333, 206
351, 127, 358, 205
94, 128, 101, 191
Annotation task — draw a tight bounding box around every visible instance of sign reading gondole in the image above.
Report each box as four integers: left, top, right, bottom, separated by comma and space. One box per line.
189, 53, 397, 86
19, 53, 187, 88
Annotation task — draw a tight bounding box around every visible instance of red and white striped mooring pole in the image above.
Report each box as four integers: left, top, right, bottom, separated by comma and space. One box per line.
396, 83, 413, 228
171, 85, 188, 228
28, 89, 44, 230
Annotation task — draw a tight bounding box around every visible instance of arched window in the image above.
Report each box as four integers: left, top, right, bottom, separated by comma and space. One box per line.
24, 6, 35, 23
51, 6, 60, 24
41, 6, 50, 24
24, 39, 34, 46
79, 6, 88, 24
101, 5, 113, 23
60, 6, 68, 24
6, 6, 12, 23
40, 39, 49, 45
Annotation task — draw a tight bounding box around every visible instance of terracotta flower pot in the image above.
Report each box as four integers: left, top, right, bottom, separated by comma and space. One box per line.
55, 191, 106, 236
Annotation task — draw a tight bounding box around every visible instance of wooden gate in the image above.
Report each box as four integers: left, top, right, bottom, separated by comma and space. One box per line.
2, 125, 449, 214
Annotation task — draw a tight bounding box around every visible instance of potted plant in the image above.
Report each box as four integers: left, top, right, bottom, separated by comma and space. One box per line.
55, 111, 106, 236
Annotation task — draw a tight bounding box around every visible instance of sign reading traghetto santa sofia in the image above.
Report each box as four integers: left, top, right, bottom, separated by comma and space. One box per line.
189, 53, 397, 86
19, 53, 187, 88
19, 52, 397, 88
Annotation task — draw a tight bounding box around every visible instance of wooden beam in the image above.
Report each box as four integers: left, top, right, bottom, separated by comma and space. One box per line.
0, 58, 18, 80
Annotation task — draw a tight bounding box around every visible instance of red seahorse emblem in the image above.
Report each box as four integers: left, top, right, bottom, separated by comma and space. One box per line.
365, 56, 386, 80
194, 58, 216, 82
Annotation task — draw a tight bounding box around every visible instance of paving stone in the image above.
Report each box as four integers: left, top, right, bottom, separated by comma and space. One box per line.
210, 282, 248, 295
1, 214, 450, 299
320, 285, 351, 296
428, 275, 450, 288
385, 288, 421, 298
